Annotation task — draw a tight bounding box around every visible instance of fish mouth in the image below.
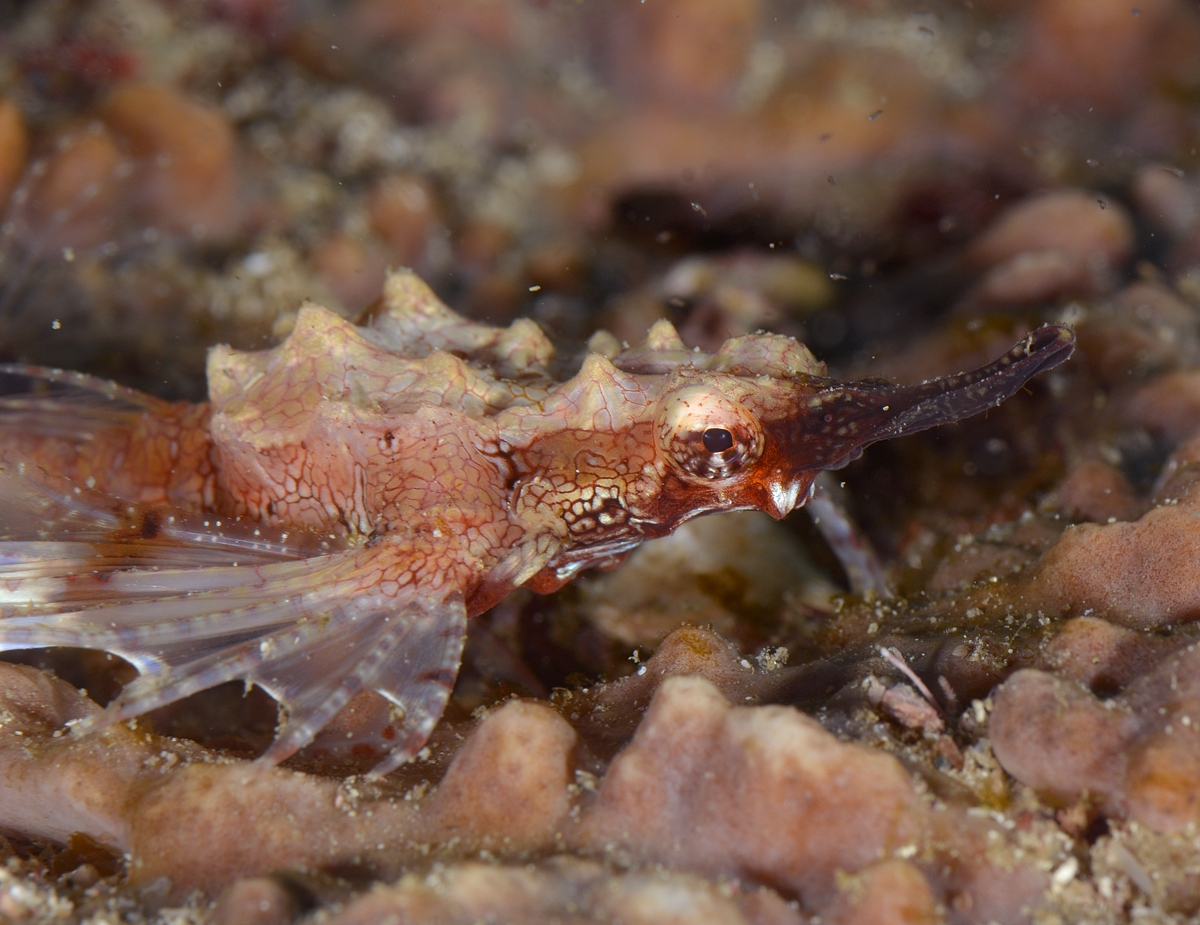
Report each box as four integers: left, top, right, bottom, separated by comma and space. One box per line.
761, 477, 811, 519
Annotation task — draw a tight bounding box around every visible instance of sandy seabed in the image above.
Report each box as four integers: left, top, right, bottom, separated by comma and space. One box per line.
5, 0, 1200, 922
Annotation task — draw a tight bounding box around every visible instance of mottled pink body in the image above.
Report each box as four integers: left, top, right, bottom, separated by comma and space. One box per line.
0, 270, 1073, 774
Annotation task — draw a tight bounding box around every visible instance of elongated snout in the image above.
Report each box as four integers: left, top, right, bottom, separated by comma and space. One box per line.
763, 323, 1075, 476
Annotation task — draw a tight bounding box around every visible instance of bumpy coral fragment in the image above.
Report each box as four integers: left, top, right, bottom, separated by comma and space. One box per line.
993, 643, 1200, 833
1122, 369, 1200, 442
0, 97, 26, 208
0, 633, 1058, 920
967, 189, 1134, 273
22, 123, 127, 251
420, 699, 575, 849
991, 668, 1136, 813
0, 661, 575, 897
100, 83, 240, 241
1051, 459, 1144, 525
820, 860, 938, 925
323, 858, 803, 925
573, 674, 925, 907
1023, 481, 1200, 627
1041, 617, 1175, 691
210, 877, 297, 925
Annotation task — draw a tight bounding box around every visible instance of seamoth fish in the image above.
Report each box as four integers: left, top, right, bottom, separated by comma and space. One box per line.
0, 270, 1074, 776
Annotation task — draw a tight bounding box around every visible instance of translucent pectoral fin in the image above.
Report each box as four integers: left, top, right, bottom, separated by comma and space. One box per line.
0, 363, 176, 432
0, 539, 469, 774
88, 585, 467, 775
0, 455, 344, 571
257, 593, 467, 775
354, 601, 468, 778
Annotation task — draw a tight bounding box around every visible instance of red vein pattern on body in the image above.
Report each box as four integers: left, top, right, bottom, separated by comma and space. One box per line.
0, 269, 1075, 775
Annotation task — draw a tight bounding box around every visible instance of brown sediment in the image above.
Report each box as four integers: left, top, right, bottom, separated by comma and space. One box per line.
5, 0, 1200, 922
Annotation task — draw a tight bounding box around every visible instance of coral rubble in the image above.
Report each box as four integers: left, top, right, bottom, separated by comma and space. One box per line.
5, 0, 1200, 922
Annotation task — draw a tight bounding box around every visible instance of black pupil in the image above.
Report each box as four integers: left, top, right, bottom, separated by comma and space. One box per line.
702, 428, 735, 453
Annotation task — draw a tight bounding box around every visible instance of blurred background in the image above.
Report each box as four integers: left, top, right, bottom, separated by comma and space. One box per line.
0, 0, 1195, 395
8, 8, 1200, 917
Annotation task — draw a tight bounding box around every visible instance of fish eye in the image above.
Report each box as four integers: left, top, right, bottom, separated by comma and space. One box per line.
702, 427, 734, 453
657, 386, 764, 480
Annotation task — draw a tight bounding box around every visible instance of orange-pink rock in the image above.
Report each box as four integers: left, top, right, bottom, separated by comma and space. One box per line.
0, 97, 27, 210
610, 0, 764, 107
1052, 459, 1143, 525
368, 173, 439, 265
1008, 0, 1175, 113
991, 669, 1136, 812
24, 123, 126, 251
574, 675, 927, 905
821, 860, 939, 925
994, 645, 1200, 834
100, 83, 240, 242
1123, 370, 1200, 442
967, 190, 1134, 276
310, 233, 388, 312
1042, 617, 1173, 691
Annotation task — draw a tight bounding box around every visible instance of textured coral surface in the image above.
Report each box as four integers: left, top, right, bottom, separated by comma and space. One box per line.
4, 0, 1200, 923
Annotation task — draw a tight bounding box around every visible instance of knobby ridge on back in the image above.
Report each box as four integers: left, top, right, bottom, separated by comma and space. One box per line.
0, 269, 1075, 777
